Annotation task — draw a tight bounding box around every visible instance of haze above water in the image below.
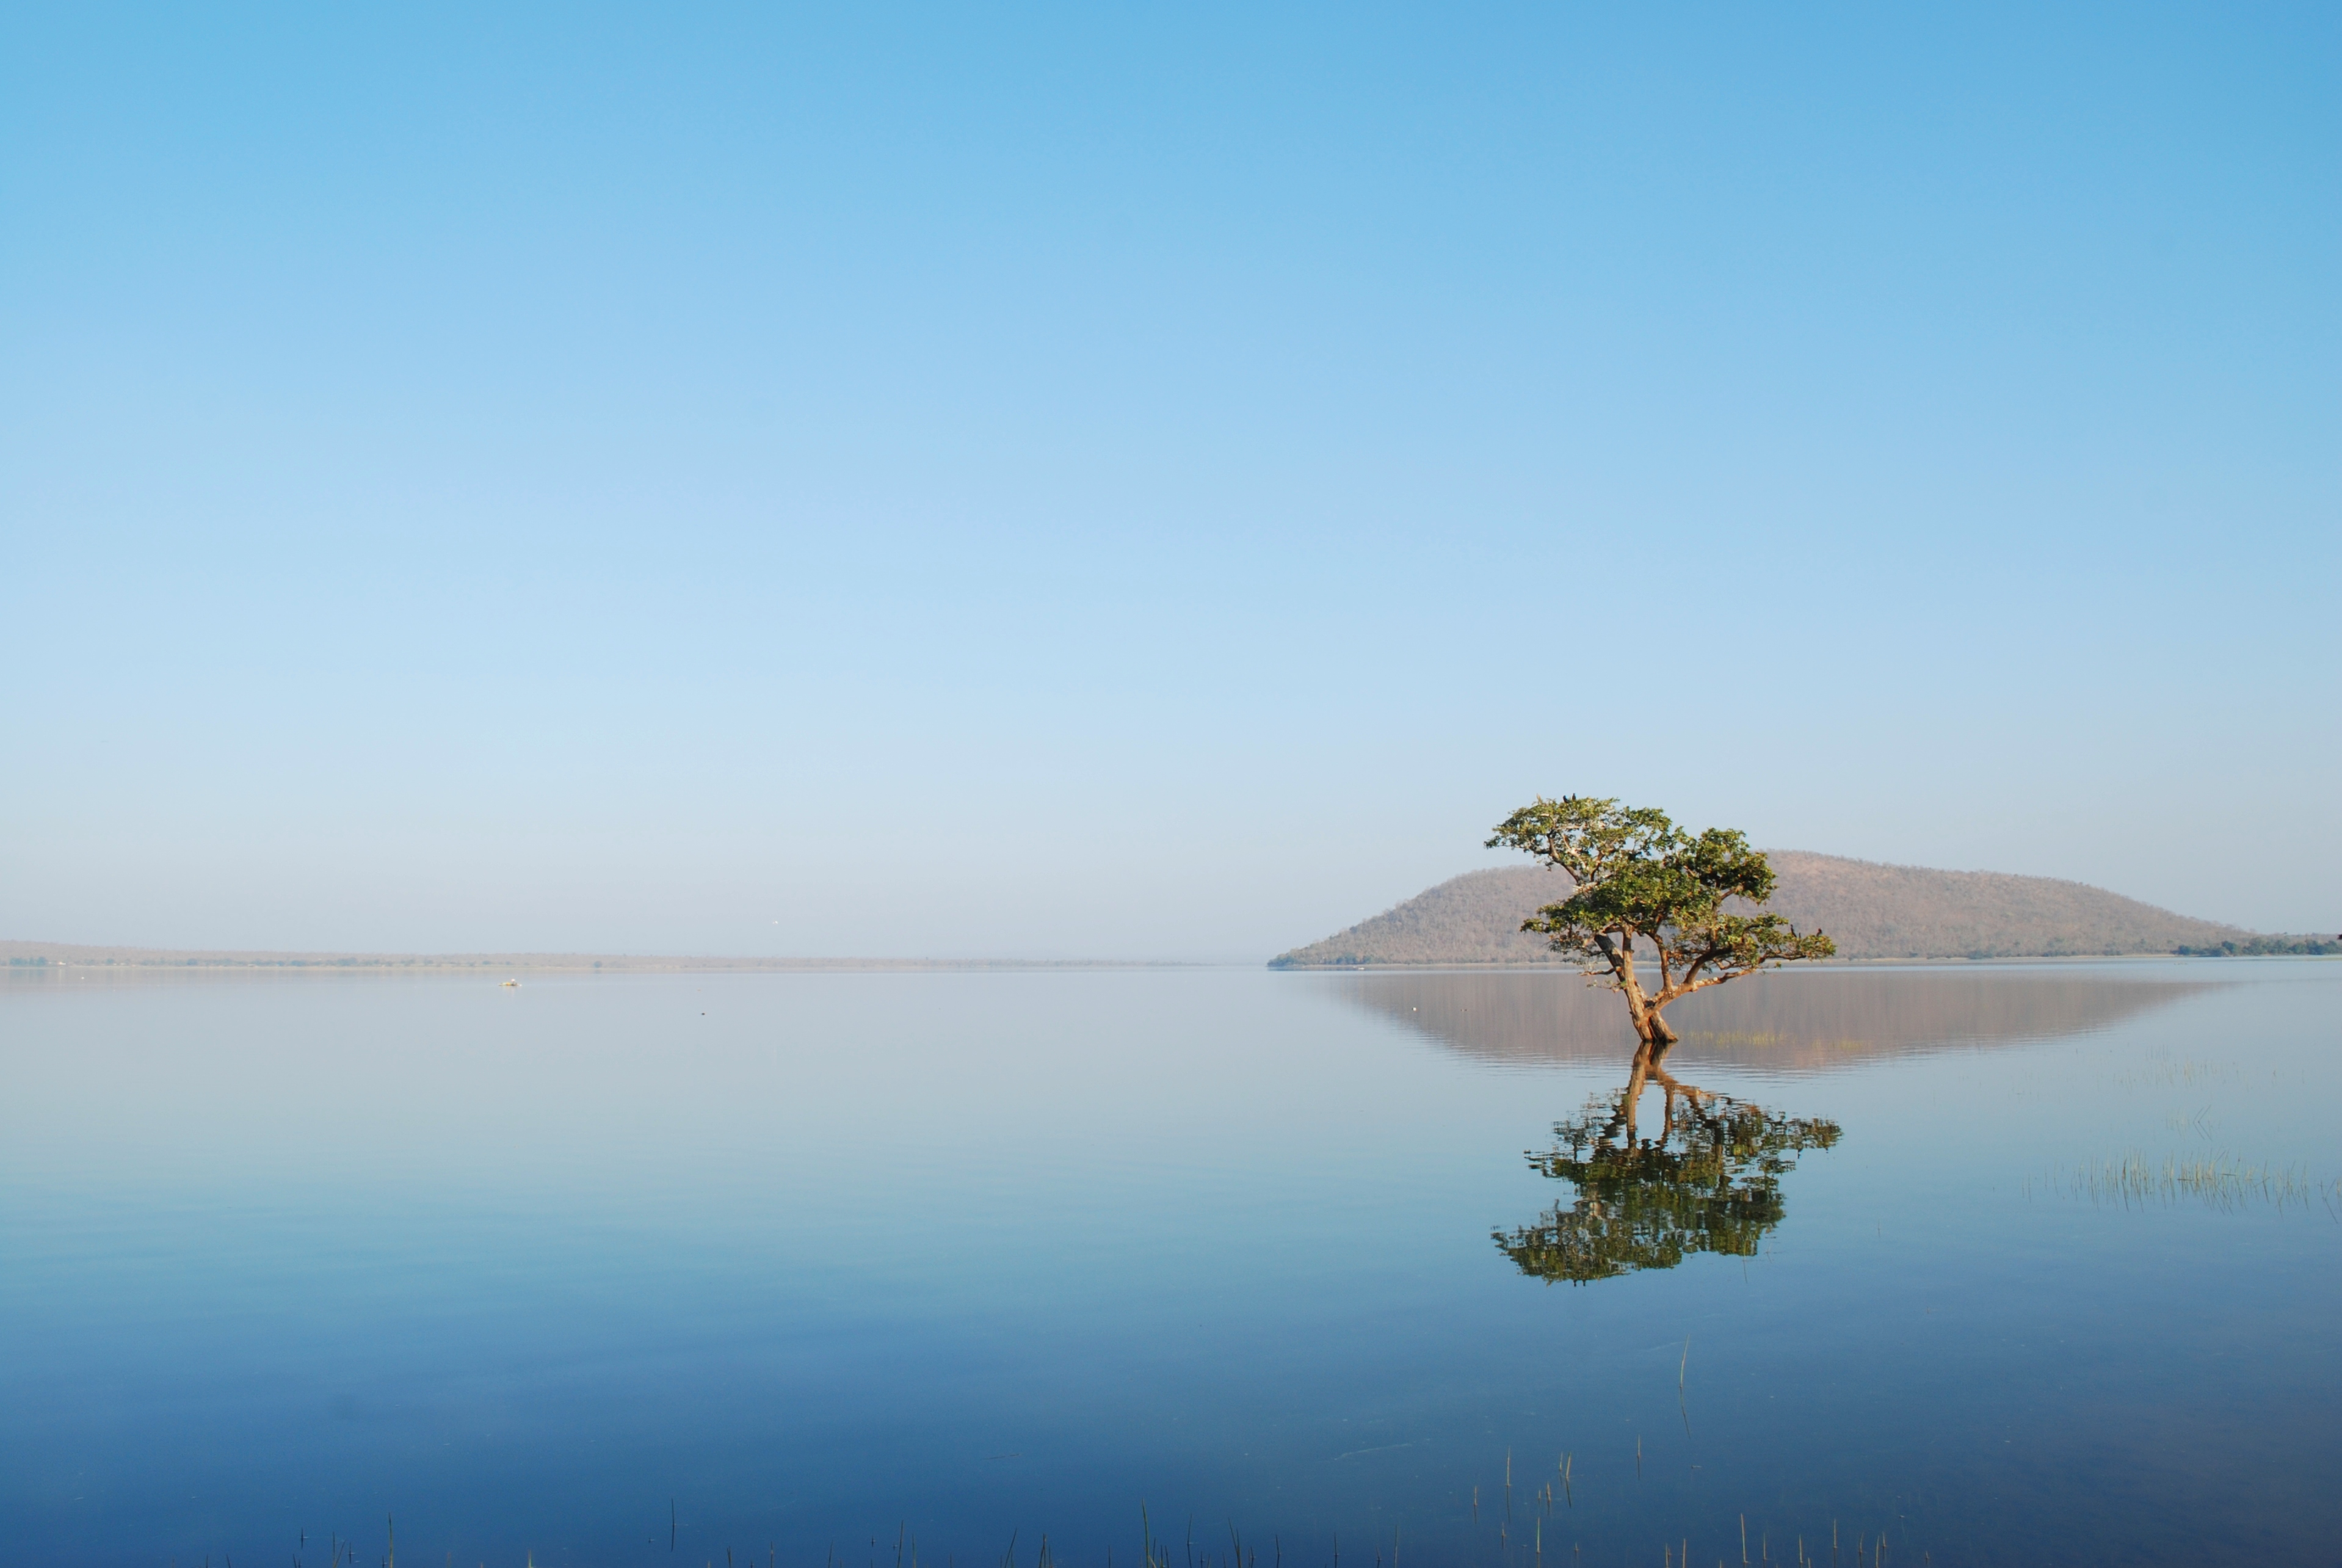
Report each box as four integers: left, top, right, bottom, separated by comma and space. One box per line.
3, 963, 2337, 1566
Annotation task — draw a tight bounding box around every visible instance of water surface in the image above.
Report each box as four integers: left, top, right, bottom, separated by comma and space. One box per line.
2, 962, 2335, 1566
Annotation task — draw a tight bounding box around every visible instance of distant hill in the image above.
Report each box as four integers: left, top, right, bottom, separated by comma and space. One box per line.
1271, 853, 2335, 966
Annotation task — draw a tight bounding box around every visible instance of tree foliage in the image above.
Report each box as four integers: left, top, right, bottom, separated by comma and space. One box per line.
1487, 795, 1835, 1062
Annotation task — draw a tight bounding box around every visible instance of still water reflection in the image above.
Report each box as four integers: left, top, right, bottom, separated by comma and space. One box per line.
1, 962, 2336, 1568
1501, 1088, 1840, 1285
1343, 965, 2220, 1070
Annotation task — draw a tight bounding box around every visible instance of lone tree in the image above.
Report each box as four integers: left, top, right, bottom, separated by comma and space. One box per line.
1488, 796, 1835, 1098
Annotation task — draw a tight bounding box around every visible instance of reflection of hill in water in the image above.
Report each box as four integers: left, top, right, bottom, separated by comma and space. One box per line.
1337, 968, 2217, 1071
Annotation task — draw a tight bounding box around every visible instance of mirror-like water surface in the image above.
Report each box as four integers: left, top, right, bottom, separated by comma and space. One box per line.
2, 963, 2336, 1566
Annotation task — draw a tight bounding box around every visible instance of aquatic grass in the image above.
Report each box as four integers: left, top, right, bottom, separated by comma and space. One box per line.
2110, 1056, 2247, 1091
2025, 1153, 2342, 1216
212, 1463, 1938, 1568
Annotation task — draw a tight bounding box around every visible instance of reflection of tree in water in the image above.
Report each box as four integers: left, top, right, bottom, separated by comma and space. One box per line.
1497, 1072, 1839, 1284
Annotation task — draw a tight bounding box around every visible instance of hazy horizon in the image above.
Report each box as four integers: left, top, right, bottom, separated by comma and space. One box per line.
0, 842, 2302, 965
5, 6, 2336, 961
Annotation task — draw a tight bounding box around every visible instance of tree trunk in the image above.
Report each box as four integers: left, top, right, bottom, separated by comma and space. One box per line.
1644, 1011, 1680, 1066
1623, 1012, 1688, 1145
1627, 1012, 1681, 1080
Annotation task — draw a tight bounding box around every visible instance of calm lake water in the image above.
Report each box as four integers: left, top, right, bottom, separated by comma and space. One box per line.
3, 962, 2337, 1567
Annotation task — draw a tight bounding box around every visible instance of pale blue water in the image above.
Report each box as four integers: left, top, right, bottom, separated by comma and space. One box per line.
2, 962, 2336, 1567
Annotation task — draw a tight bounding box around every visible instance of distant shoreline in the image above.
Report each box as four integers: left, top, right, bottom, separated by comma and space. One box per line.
1271, 855, 2338, 967
6, 940, 2327, 978
1268, 951, 2334, 970
0, 940, 1189, 973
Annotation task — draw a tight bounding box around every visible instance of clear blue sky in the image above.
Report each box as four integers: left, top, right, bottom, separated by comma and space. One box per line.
3, 4, 2335, 959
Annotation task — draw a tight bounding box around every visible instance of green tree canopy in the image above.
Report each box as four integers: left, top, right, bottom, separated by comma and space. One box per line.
1488, 795, 1836, 1074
